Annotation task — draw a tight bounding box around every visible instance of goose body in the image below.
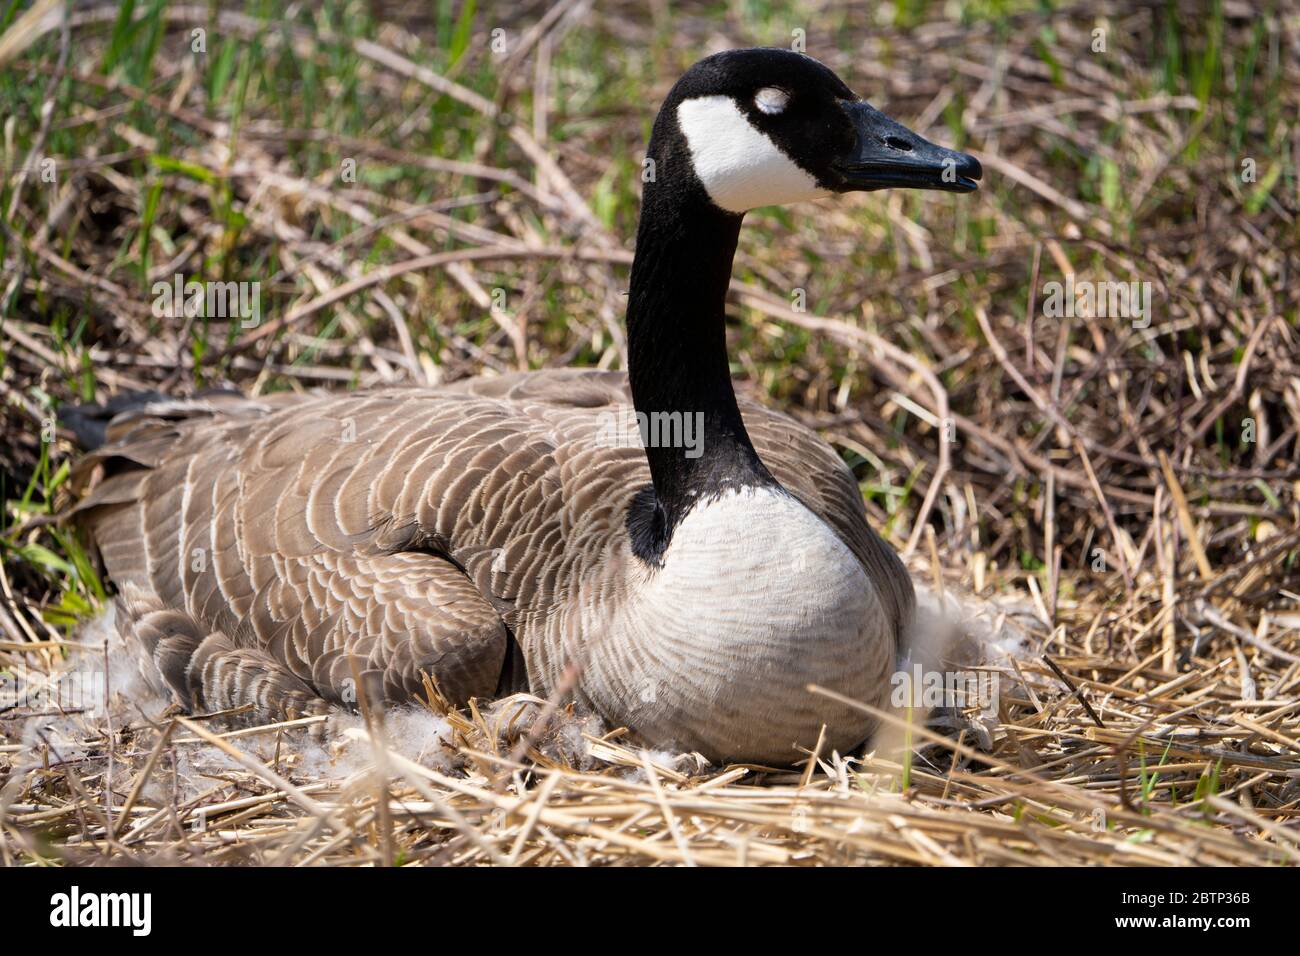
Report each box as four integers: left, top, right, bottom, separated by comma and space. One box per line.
70, 49, 980, 764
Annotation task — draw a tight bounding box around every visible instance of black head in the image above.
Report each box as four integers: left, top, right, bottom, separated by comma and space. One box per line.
649, 48, 981, 214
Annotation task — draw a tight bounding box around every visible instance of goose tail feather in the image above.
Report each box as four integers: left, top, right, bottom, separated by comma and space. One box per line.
60, 388, 245, 450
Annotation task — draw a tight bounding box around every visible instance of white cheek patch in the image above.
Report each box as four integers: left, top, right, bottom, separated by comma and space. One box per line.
677, 96, 830, 214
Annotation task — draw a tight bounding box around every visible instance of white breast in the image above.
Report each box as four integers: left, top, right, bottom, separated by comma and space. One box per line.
575, 486, 894, 763
655, 486, 867, 624
676, 96, 830, 213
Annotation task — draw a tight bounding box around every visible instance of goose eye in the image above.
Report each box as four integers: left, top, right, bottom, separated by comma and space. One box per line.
754, 87, 789, 115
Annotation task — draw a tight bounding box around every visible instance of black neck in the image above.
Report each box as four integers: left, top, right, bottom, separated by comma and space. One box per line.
625, 177, 777, 563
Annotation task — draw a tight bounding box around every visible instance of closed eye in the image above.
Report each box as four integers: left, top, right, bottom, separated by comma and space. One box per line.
754, 87, 790, 115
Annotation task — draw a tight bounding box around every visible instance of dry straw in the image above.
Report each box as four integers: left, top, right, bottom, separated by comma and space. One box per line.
2, 1, 1298, 864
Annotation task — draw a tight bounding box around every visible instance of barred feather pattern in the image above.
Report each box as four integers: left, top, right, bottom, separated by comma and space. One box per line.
71, 370, 913, 760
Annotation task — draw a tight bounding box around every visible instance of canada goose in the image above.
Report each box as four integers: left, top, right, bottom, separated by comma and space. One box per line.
68, 48, 981, 765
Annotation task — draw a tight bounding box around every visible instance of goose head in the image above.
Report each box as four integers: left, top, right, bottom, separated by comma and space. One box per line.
648, 47, 981, 214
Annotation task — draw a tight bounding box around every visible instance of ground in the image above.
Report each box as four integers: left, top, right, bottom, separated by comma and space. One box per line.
0, 0, 1297, 865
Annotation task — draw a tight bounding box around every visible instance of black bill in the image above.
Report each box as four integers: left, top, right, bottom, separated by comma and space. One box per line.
833, 100, 982, 193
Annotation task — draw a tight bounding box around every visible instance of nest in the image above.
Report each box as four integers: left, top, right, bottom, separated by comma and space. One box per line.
2, 1, 1299, 864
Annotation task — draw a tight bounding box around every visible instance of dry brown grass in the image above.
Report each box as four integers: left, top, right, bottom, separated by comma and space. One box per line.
2, 0, 1299, 865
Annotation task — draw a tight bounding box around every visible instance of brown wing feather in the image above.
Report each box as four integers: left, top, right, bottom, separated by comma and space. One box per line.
70, 369, 909, 719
